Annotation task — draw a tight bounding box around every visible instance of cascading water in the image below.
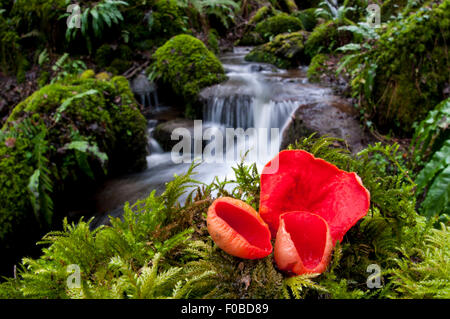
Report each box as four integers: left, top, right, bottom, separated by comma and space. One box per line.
201, 55, 300, 168
90, 47, 334, 227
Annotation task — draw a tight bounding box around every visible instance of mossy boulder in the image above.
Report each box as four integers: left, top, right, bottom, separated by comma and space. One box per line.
248, 5, 277, 25
307, 53, 328, 82
237, 6, 277, 46
255, 13, 303, 41
152, 34, 227, 116
292, 8, 318, 31
351, 2, 450, 134
95, 44, 134, 73
151, 0, 188, 42
279, 0, 298, 13
207, 29, 220, 55
245, 31, 310, 69
304, 21, 354, 58
236, 31, 266, 46
0, 75, 147, 257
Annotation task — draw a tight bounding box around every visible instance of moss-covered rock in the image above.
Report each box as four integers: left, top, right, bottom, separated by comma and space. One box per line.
255, 13, 303, 41
245, 31, 310, 69
80, 69, 95, 80
151, 0, 188, 43
0, 75, 147, 254
304, 21, 354, 58
236, 31, 266, 46
350, 1, 450, 134
292, 8, 318, 31
207, 29, 220, 55
152, 34, 226, 116
249, 5, 277, 25
280, 0, 298, 13
307, 53, 328, 82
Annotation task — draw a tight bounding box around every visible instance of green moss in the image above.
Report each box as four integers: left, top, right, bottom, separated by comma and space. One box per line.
304, 21, 353, 58
0, 76, 147, 251
280, 0, 298, 13
292, 8, 318, 31
307, 53, 328, 82
245, 31, 309, 69
248, 6, 276, 25
80, 69, 95, 80
0, 12, 22, 75
151, 0, 187, 42
11, 0, 67, 47
95, 44, 114, 69
118, 44, 133, 61
0, 137, 34, 245
255, 13, 303, 41
110, 58, 132, 75
350, 1, 450, 134
207, 29, 220, 55
152, 34, 226, 115
237, 31, 265, 46
381, 0, 409, 21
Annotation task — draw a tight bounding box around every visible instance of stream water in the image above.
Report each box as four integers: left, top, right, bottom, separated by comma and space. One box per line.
89, 47, 367, 228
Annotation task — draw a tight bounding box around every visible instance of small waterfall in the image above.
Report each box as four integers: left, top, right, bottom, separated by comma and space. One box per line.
202, 65, 299, 165
148, 119, 163, 154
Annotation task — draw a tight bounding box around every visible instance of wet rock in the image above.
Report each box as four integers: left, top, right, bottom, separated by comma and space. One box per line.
153, 118, 196, 152
153, 118, 222, 152
281, 99, 374, 153
245, 31, 310, 69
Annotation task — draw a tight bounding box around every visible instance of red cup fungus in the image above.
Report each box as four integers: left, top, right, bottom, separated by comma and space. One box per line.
274, 211, 333, 275
207, 197, 273, 259
260, 150, 370, 244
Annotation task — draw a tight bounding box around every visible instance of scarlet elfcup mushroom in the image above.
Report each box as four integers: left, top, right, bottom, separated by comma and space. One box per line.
207, 197, 272, 259
274, 211, 333, 275
260, 150, 370, 244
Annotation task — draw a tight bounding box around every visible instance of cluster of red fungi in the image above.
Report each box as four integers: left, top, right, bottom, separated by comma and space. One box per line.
207, 150, 371, 276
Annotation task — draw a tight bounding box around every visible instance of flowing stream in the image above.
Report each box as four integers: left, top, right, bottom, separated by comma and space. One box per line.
88, 47, 365, 227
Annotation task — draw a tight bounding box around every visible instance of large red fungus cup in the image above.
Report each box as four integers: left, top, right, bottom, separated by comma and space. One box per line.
260, 150, 371, 243
274, 211, 333, 275
207, 197, 273, 259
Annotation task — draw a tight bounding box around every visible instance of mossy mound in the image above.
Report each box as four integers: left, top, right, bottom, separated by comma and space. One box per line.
151, 0, 188, 41
152, 34, 226, 116
255, 13, 303, 41
237, 6, 277, 46
236, 31, 266, 46
248, 5, 277, 25
245, 31, 310, 69
351, 2, 450, 134
292, 8, 318, 31
0, 75, 147, 256
307, 53, 328, 82
304, 21, 354, 58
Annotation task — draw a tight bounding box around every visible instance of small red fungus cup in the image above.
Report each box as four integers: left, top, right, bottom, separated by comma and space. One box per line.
274, 211, 333, 275
207, 197, 273, 259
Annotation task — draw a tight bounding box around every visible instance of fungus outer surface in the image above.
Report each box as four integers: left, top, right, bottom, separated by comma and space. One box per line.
260, 150, 370, 243
207, 197, 272, 259
274, 211, 333, 275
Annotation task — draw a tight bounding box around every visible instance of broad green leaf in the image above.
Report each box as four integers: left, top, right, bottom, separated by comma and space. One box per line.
421, 165, 450, 218
416, 140, 450, 193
